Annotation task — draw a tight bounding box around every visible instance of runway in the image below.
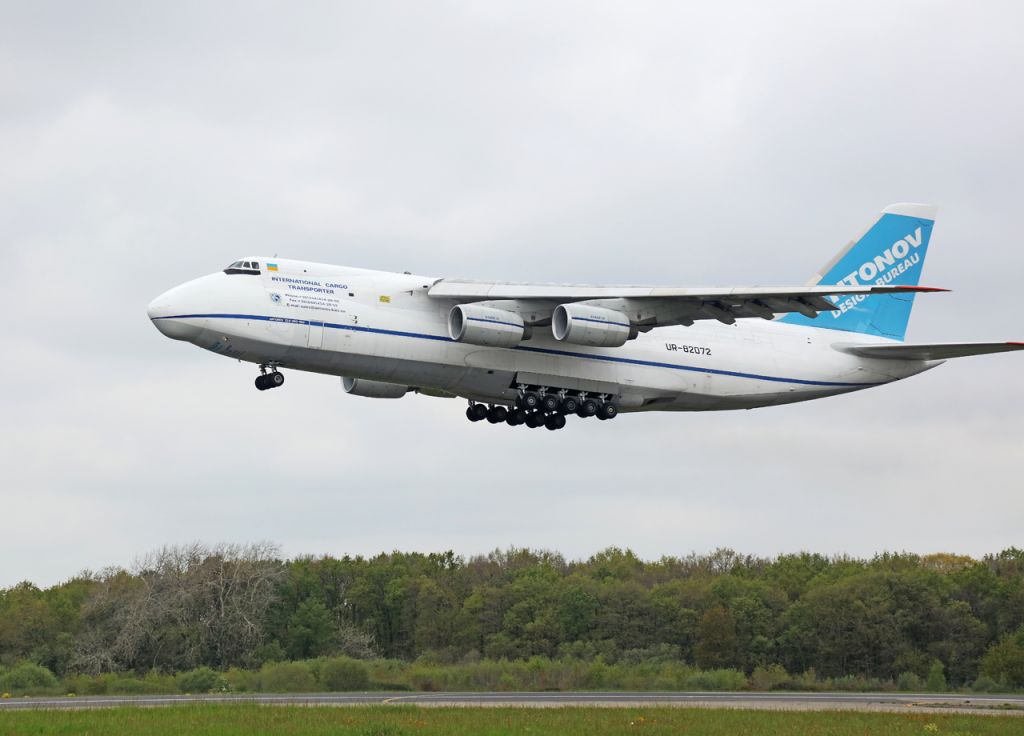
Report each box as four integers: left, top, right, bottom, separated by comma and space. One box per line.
1, 691, 1022, 714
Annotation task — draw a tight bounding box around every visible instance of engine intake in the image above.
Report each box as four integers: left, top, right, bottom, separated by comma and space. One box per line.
552, 304, 632, 347
342, 377, 409, 398
448, 305, 525, 348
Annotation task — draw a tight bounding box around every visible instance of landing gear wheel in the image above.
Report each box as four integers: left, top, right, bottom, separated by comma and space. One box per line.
539, 393, 559, 413
518, 392, 540, 411
525, 412, 544, 429
597, 402, 619, 421
468, 403, 488, 422
487, 406, 508, 424
545, 414, 566, 431
578, 399, 599, 418
255, 375, 269, 391
558, 396, 579, 414
269, 372, 284, 388
507, 409, 527, 426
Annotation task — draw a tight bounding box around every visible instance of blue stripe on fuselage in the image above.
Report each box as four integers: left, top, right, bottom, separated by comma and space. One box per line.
152, 313, 878, 388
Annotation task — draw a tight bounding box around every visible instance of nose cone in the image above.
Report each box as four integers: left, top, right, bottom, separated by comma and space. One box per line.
147, 287, 204, 342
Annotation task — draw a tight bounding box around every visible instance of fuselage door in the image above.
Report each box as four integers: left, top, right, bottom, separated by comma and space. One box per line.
307, 320, 324, 348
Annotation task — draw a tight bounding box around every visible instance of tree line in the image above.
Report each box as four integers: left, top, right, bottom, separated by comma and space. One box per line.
2, 543, 1023, 690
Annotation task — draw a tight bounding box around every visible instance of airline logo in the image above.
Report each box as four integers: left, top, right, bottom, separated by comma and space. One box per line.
267, 263, 279, 271
830, 227, 925, 317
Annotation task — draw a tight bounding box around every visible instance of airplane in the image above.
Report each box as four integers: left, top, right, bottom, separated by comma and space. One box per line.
147, 204, 1021, 431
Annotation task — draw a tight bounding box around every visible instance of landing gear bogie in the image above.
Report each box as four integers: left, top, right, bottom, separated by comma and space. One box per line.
517, 392, 540, 411
538, 393, 560, 413
467, 387, 621, 430
487, 405, 509, 424
255, 366, 284, 391
545, 413, 567, 431
577, 398, 599, 418
559, 396, 579, 415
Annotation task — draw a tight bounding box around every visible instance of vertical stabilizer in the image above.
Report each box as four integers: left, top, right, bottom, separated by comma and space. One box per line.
779, 203, 936, 341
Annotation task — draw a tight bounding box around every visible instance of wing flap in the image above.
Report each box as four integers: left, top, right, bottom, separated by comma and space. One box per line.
837, 342, 1024, 361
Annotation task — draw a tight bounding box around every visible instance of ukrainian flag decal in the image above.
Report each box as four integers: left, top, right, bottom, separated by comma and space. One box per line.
267, 263, 279, 271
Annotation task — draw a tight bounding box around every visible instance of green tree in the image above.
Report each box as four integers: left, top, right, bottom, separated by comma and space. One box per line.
980, 626, 1024, 687
926, 660, 947, 691
694, 606, 741, 670
285, 599, 334, 659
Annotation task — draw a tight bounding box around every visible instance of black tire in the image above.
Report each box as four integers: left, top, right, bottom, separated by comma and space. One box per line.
466, 406, 481, 422
579, 398, 599, 417
519, 392, 540, 410
255, 375, 268, 391
553, 414, 566, 429
539, 393, 559, 413
470, 403, 489, 421
269, 372, 285, 388
597, 402, 619, 421
488, 406, 508, 423
525, 412, 543, 428
545, 414, 564, 431
508, 409, 527, 426
559, 396, 579, 414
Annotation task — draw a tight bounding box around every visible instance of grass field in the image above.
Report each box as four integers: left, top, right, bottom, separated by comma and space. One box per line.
1, 705, 1023, 735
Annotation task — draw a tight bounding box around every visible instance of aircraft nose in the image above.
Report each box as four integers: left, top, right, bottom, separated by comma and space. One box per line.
146, 295, 169, 321
147, 288, 203, 341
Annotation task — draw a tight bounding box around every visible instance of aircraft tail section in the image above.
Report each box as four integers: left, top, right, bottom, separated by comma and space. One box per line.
836, 341, 1024, 361
779, 203, 937, 341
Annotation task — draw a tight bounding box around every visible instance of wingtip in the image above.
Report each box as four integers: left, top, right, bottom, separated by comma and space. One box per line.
894, 285, 951, 293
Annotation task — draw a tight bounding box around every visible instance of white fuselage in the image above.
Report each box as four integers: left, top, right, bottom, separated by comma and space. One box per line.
147, 259, 938, 412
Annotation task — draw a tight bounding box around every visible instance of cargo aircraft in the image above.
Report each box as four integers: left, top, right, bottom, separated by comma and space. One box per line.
148, 204, 1021, 430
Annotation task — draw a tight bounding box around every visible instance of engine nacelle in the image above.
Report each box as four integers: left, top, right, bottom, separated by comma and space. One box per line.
448, 304, 525, 348
342, 377, 409, 398
552, 304, 632, 348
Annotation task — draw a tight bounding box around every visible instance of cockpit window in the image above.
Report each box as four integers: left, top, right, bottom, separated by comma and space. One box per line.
224, 260, 261, 276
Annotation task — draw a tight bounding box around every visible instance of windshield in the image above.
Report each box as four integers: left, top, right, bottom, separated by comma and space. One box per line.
223, 260, 260, 275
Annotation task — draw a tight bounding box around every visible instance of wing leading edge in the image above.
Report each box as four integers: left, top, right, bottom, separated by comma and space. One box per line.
427, 279, 946, 328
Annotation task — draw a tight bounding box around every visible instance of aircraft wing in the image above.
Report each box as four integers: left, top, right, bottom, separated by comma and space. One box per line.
836, 341, 1024, 361
427, 279, 946, 327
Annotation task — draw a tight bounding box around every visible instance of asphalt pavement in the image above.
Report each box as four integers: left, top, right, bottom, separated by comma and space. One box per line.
1, 691, 1023, 714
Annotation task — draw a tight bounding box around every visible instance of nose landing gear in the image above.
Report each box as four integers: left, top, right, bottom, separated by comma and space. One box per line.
255, 364, 285, 391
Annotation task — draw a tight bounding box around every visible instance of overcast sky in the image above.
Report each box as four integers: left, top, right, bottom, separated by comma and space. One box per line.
2, 1, 1022, 587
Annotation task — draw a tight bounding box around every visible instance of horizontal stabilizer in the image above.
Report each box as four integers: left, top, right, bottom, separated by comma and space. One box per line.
837, 341, 1024, 361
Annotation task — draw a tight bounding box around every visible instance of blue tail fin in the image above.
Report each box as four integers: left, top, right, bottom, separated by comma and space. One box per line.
779, 203, 936, 341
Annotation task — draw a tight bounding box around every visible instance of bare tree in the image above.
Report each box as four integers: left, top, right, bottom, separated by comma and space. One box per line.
72, 543, 284, 672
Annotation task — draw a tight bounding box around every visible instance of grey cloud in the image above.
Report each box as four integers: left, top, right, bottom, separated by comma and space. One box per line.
1, 1, 1021, 586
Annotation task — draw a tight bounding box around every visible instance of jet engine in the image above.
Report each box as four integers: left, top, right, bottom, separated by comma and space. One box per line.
552, 304, 634, 348
342, 377, 409, 398
448, 304, 525, 348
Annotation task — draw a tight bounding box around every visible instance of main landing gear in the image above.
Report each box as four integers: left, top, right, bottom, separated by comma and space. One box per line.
255, 364, 285, 391
465, 390, 619, 431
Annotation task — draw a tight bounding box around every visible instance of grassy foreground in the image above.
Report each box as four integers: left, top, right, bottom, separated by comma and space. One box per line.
1, 705, 1023, 736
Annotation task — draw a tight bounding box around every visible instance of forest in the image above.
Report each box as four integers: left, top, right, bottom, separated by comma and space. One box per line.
1, 543, 1023, 694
